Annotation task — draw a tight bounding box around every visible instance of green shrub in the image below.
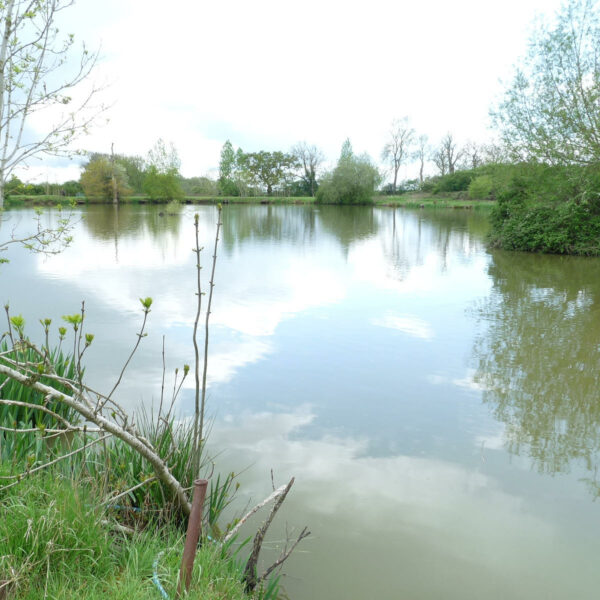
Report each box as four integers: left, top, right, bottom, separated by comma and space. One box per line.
432, 170, 473, 193
316, 154, 380, 205
468, 175, 494, 199
488, 163, 600, 255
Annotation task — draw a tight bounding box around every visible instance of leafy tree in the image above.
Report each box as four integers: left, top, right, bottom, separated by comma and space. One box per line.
143, 139, 183, 201
340, 138, 353, 162
239, 151, 297, 196
4, 175, 24, 196
316, 140, 381, 205
291, 142, 324, 196
218, 140, 238, 196
61, 180, 84, 196
180, 176, 218, 196
492, 0, 600, 165
381, 118, 414, 193
118, 154, 146, 194
80, 156, 131, 201
0, 0, 101, 207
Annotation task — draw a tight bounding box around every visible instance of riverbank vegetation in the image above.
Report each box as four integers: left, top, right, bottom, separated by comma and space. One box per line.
3, 1, 599, 254
0, 212, 309, 598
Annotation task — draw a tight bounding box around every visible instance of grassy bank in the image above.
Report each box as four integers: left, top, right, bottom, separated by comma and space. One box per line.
0, 342, 277, 599
374, 194, 496, 209
3, 194, 316, 207
0, 472, 254, 600
4, 192, 495, 208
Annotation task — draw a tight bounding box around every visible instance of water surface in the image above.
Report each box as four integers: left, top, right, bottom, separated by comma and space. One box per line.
1, 204, 598, 599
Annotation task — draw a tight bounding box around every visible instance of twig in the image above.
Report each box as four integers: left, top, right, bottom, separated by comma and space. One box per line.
100, 519, 135, 536
259, 526, 311, 584
223, 483, 289, 544
192, 213, 203, 469
101, 476, 157, 507
98, 303, 151, 412
243, 477, 295, 592
199, 204, 222, 467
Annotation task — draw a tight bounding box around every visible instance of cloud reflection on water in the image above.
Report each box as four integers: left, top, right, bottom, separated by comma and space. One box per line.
210, 408, 592, 600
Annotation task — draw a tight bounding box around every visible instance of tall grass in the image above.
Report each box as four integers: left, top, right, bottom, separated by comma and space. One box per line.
0, 341, 79, 427
91, 409, 238, 531
0, 473, 257, 600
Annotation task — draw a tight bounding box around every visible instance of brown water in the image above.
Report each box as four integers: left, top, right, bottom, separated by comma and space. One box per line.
1, 204, 599, 598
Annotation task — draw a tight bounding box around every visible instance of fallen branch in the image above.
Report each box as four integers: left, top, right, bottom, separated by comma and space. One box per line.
243, 477, 296, 592
223, 483, 289, 545
258, 526, 311, 584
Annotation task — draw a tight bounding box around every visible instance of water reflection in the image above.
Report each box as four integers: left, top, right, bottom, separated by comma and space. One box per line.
83, 204, 183, 241
2, 205, 599, 599
212, 408, 595, 600
473, 250, 600, 490
220, 205, 317, 251
316, 206, 379, 251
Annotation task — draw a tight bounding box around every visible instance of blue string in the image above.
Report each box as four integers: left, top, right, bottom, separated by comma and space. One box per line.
152, 551, 170, 600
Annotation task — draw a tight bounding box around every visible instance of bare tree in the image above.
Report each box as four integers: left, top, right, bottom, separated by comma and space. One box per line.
381, 118, 414, 193
0, 0, 102, 207
415, 134, 429, 185
463, 140, 482, 170
431, 147, 448, 176
482, 142, 508, 164
440, 133, 464, 174
291, 142, 324, 197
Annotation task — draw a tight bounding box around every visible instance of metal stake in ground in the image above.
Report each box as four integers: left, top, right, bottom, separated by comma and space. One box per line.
177, 479, 208, 597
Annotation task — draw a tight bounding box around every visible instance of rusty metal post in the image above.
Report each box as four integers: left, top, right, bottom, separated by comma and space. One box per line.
177, 479, 208, 597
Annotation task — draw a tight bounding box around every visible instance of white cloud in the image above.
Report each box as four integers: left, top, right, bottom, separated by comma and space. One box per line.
18, 0, 565, 181
372, 313, 434, 340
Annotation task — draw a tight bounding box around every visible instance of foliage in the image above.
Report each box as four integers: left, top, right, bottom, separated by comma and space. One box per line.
0, 341, 79, 429
143, 166, 183, 201
0, 0, 101, 207
468, 175, 494, 199
218, 140, 239, 196
291, 142, 324, 197
181, 175, 218, 196
92, 408, 238, 529
239, 151, 297, 196
493, 0, 600, 165
62, 180, 84, 196
3, 176, 46, 197
0, 473, 257, 600
316, 140, 381, 205
432, 170, 473, 193
143, 139, 183, 201
488, 163, 600, 255
80, 156, 132, 201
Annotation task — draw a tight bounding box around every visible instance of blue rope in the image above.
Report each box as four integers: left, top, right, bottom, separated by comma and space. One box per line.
152, 551, 170, 600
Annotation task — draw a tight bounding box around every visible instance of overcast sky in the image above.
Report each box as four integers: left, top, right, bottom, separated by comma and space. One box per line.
20, 0, 564, 184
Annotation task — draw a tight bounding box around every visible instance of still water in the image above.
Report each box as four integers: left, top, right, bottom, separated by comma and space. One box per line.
1, 204, 599, 599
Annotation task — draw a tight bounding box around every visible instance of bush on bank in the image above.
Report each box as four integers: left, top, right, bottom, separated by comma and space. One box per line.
488, 163, 600, 255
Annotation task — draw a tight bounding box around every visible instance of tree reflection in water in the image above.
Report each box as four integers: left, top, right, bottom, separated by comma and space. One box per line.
473, 250, 600, 495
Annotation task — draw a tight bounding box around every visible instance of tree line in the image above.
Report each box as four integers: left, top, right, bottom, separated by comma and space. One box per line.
1, 0, 599, 251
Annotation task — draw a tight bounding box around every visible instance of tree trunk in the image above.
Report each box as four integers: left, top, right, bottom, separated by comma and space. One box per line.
0, 178, 4, 208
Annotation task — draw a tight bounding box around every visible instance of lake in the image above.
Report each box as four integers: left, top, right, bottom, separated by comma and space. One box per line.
1, 204, 599, 599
